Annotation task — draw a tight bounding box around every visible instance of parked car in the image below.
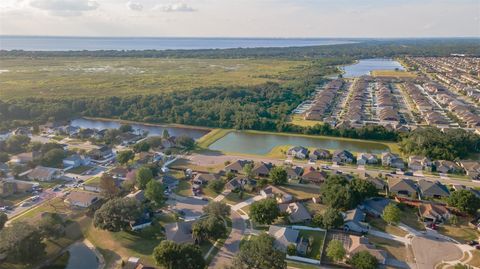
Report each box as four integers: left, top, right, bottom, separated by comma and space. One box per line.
468, 240, 479, 246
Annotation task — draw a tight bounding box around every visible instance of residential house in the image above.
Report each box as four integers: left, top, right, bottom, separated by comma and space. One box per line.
88, 146, 114, 161
192, 173, 219, 185
225, 176, 252, 191
164, 220, 197, 244
357, 153, 378, 166
63, 154, 90, 168
459, 161, 480, 180
12, 127, 31, 136
381, 152, 405, 169
117, 132, 142, 146
287, 146, 309, 159
0, 131, 11, 141
311, 149, 331, 160
66, 191, 101, 207
0, 180, 17, 198
388, 178, 417, 197
360, 198, 390, 217
0, 163, 9, 174
452, 184, 480, 198
435, 160, 462, 174
345, 235, 387, 264
261, 185, 293, 203
27, 166, 60, 181
419, 203, 450, 223
10, 152, 39, 165
252, 162, 274, 177
284, 166, 303, 180
124, 257, 145, 269
417, 179, 450, 199
130, 212, 153, 231
408, 156, 432, 171
343, 208, 369, 233
224, 160, 253, 174
268, 225, 299, 253
332, 150, 355, 164
279, 202, 312, 223
126, 190, 145, 202
364, 177, 386, 192
109, 167, 129, 180
301, 168, 327, 185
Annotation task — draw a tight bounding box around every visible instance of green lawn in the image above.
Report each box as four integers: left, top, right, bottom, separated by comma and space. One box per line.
0, 57, 305, 99
66, 165, 93, 175
297, 229, 326, 260
438, 217, 480, 243
398, 205, 425, 231
223, 191, 254, 205
367, 216, 408, 237
174, 179, 192, 197
278, 184, 320, 200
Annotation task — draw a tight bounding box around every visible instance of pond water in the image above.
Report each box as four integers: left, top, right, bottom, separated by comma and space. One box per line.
342, 58, 404, 78
209, 131, 390, 155
64, 242, 99, 269
70, 118, 210, 140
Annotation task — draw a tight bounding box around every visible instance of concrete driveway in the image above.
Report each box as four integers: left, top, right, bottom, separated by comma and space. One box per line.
209, 210, 245, 269
411, 236, 462, 269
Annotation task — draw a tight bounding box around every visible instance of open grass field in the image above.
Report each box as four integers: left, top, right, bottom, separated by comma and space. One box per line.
371, 70, 417, 78
438, 217, 479, 243
289, 115, 321, 128
0, 57, 306, 99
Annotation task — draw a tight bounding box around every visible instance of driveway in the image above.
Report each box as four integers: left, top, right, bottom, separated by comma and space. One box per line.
411, 236, 462, 269
231, 195, 264, 211
209, 210, 245, 269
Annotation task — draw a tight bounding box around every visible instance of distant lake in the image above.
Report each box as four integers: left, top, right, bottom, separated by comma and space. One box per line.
0, 36, 356, 51
342, 58, 404, 78
209, 131, 390, 155
70, 118, 209, 140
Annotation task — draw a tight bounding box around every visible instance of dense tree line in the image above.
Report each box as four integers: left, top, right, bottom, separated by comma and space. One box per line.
400, 127, 480, 160
2, 39, 479, 59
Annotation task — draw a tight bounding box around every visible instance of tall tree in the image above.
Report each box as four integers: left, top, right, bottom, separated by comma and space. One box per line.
250, 198, 280, 225
40, 148, 67, 167
93, 198, 142, 232
145, 180, 164, 205
117, 150, 134, 165
231, 233, 286, 269
382, 203, 401, 225
119, 124, 133, 133
321, 207, 344, 229
100, 174, 120, 199
153, 240, 205, 269
0, 213, 7, 230
269, 166, 288, 186
162, 129, 170, 139
0, 222, 45, 262
136, 166, 154, 190
348, 251, 378, 269
203, 201, 231, 218
448, 190, 480, 215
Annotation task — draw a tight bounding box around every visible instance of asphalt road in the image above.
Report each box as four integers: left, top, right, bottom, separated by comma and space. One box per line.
209, 210, 245, 269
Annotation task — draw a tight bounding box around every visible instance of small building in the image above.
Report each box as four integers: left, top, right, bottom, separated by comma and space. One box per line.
27, 166, 60, 182
279, 202, 312, 223
109, 167, 129, 180
332, 150, 355, 164
65, 191, 101, 208
364, 177, 386, 192
0, 180, 17, 198
159, 174, 179, 190
287, 146, 309, 159
312, 148, 331, 160
343, 208, 369, 233
63, 154, 90, 168
408, 156, 432, 172
417, 179, 450, 199
360, 198, 390, 218
252, 162, 274, 177
301, 168, 327, 185
345, 235, 387, 264
381, 152, 404, 169
268, 225, 299, 253
435, 160, 462, 174
225, 176, 251, 191
261, 185, 292, 203
130, 213, 152, 231
224, 160, 253, 174
388, 178, 417, 197
164, 220, 197, 244
10, 152, 39, 165
284, 166, 303, 180
419, 203, 450, 223
192, 173, 219, 185
357, 153, 378, 166
88, 145, 113, 161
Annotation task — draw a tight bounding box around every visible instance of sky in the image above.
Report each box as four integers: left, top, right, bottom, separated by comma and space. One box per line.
0, 0, 479, 38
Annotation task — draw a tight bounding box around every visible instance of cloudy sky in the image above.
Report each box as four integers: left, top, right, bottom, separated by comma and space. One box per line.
1, 0, 479, 37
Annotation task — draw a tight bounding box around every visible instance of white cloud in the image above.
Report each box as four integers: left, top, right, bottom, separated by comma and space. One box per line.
154, 2, 196, 12
30, 0, 99, 16
126, 1, 142, 11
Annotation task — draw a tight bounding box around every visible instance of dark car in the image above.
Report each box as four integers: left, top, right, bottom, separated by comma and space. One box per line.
468, 240, 479, 246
